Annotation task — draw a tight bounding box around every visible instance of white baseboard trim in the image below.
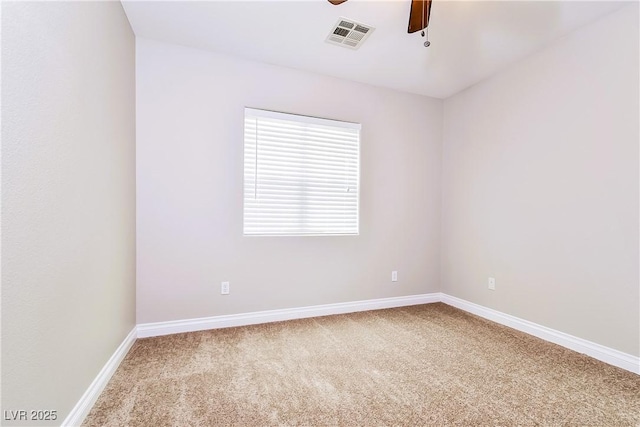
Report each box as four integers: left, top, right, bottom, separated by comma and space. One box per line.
440, 293, 640, 375
61, 327, 137, 427
137, 293, 440, 338
65, 292, 638, 427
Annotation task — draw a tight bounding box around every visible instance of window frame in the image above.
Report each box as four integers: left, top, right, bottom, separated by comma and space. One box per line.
242, 107, 361, 237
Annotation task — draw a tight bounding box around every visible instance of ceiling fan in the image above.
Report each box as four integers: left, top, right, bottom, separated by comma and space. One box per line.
328, 0, 432, 45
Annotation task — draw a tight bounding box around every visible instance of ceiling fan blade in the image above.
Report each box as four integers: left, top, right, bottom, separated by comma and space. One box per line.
328, 0, 348, 5
407, 0, 432, 33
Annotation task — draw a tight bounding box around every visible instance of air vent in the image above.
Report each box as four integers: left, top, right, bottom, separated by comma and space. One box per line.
325, 17, 375, 50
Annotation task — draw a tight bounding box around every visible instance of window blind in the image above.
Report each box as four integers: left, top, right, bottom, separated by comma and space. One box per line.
244, 108, 360, 236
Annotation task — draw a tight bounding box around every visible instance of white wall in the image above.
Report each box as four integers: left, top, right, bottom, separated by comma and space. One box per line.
1, 2, 136, 424
136, 38, 442, 323
441, 4, 639, 356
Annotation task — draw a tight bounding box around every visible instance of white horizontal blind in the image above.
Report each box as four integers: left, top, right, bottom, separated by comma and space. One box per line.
244, 108, 360, 236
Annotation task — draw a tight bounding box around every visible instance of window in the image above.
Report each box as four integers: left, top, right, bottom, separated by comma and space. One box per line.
243, 108, 360, 236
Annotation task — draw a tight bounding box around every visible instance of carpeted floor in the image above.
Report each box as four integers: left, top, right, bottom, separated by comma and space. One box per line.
83, 303, 640, 426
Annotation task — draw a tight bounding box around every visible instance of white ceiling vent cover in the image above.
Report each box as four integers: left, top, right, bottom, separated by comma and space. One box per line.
325, 17, 375, 50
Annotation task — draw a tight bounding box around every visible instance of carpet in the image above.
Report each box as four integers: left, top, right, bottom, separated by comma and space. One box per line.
83, 303, 640, 426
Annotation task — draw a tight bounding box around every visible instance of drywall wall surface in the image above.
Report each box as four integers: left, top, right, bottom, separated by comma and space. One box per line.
136, 38, 443, 323
1, 2, 136, 424
441, 4, 639, 356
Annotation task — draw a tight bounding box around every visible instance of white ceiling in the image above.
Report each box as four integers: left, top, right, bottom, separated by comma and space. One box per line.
122, 0, 628, 98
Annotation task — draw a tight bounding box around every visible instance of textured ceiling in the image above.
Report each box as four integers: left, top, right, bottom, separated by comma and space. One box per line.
122, 0, 628, 98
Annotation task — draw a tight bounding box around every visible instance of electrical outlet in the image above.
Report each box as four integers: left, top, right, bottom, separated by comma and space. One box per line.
488, 277, 496, 290
221, 281, 230, 295
391, 271, 398, 282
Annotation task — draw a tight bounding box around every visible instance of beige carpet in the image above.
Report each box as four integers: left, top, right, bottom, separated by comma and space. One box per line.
84, 303, 640, 426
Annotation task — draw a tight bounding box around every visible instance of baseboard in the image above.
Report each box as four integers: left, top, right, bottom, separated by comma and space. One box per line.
440, 293, 640, 375
137, 293, 440, 338
61, 327, 137, 427
64, 292, 638, 427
